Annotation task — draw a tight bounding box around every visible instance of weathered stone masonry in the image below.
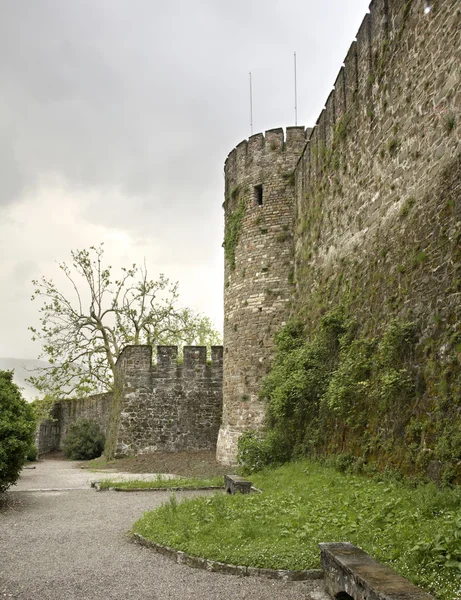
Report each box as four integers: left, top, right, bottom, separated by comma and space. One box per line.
107, 345, 223, 458
218, 0, 461, 464
35, 393, 112, 455
217, 127, 309, 463
37, 1, 460, 467
36, 345, 223, 457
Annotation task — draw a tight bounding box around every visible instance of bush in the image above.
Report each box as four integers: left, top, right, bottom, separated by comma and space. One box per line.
62, 419, 105, 460
0, 370, 36, 492
26, 444, 38, 462
237, 429, 292, 473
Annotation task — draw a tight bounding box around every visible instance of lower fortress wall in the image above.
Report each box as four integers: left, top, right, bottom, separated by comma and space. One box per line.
36, 345, 223, 458
36, 394, 113, 455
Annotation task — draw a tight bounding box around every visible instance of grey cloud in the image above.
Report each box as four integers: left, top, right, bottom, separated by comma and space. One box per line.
0, 0, 372, 361
1, 0, 369, 215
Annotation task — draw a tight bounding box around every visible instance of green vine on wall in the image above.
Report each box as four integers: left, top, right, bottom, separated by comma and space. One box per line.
240, 307, 461, 484
223, 198, 246, 270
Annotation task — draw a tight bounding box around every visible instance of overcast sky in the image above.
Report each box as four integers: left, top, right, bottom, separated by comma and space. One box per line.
0, 0, 370, 361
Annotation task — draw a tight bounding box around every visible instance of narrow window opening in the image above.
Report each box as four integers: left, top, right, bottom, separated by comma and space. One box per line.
254, 184, 263, 206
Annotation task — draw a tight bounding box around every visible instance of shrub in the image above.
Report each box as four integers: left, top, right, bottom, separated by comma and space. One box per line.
237, 429, 292, 473
0, 370, 36, 492
26, 444, 38, 462
62, 419, 105, 460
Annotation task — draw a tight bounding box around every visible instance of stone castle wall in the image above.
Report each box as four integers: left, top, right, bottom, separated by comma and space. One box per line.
36, 0, 460, 467
289, 0, 461, 466
35, 393, 112, 455
36, 345, 223, 458
218, 0, 461, 464
216, 127, 309, 464
108, 345, 223, 458
293, 0, 460, 334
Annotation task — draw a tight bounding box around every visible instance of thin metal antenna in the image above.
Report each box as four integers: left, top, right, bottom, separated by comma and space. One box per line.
249, 72, 253, 135
294, 52, 298, 126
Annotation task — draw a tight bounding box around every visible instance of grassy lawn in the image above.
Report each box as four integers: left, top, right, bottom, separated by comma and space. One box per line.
99, 476, 223, 490
133, 460, 461, 600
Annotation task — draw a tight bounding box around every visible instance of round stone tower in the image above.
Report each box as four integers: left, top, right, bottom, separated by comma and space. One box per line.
216, 126, 307, 465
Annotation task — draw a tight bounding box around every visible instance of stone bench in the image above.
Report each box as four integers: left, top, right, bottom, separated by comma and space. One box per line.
224, 474, 252, 494
319, 542, 435, 600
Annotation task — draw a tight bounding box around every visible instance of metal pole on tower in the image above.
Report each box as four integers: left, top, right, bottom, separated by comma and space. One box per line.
249, 72, 253, 136
294, 52, 298, 126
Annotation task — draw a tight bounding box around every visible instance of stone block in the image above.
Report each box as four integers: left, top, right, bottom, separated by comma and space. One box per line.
319, 542, 435, 600
224, 474, 252, 494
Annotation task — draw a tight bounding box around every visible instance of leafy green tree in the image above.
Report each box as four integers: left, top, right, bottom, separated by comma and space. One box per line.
0, 371, 36, 492
28, 244, 221, 398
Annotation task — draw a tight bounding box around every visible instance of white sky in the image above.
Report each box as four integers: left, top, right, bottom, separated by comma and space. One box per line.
0, 0, 370, 360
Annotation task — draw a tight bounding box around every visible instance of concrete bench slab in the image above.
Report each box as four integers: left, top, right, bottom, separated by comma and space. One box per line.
319, 542, 435, 600
224, 474, 252, 494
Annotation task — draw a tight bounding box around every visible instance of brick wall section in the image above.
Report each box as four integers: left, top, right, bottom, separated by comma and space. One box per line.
217, 127, 309, 464
112, 345, 223, 457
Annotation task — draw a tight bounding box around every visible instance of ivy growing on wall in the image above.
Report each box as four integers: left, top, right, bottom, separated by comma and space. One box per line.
223, 198, 246, 270
239, 307, 461, 484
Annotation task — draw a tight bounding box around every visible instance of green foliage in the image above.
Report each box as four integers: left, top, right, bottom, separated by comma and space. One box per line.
0, 371, 36, 492
133, 459, 461, 599
257, 310, 424, 473
322, 338, 375, 420
62, 419, 105, 460
237, 430, 291, 474
388, 138, 400, 156
26, 444, 38, 462
30, 394, 57, 424
260, 310, 350, 460
412, 516, 461, 574
443, 113, 455, 134
223, 199, 246, 269
282, 171, 295, 186
399, 196, 415, 218
334, 112, 351, 142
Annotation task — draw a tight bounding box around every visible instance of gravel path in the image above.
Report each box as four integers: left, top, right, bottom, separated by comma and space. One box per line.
0, 458, 328, 600
10, 459, 179, 491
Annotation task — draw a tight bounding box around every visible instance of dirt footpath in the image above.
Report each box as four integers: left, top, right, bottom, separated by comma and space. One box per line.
82, 450, 231, 477
0, 457, 328, 600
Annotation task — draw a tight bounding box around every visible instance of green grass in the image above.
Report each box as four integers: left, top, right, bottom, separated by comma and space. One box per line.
100, 476, 223, 490
133, 460, 461, 600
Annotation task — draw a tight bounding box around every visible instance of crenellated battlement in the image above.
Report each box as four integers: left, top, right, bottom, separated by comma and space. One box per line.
299, 0, 431, 187
225, 126, 307, 176
107, 343, 223, 457
115, 344, 223, 378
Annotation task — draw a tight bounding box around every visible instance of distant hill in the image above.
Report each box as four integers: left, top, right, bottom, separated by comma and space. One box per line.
0, 358, 50, 401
